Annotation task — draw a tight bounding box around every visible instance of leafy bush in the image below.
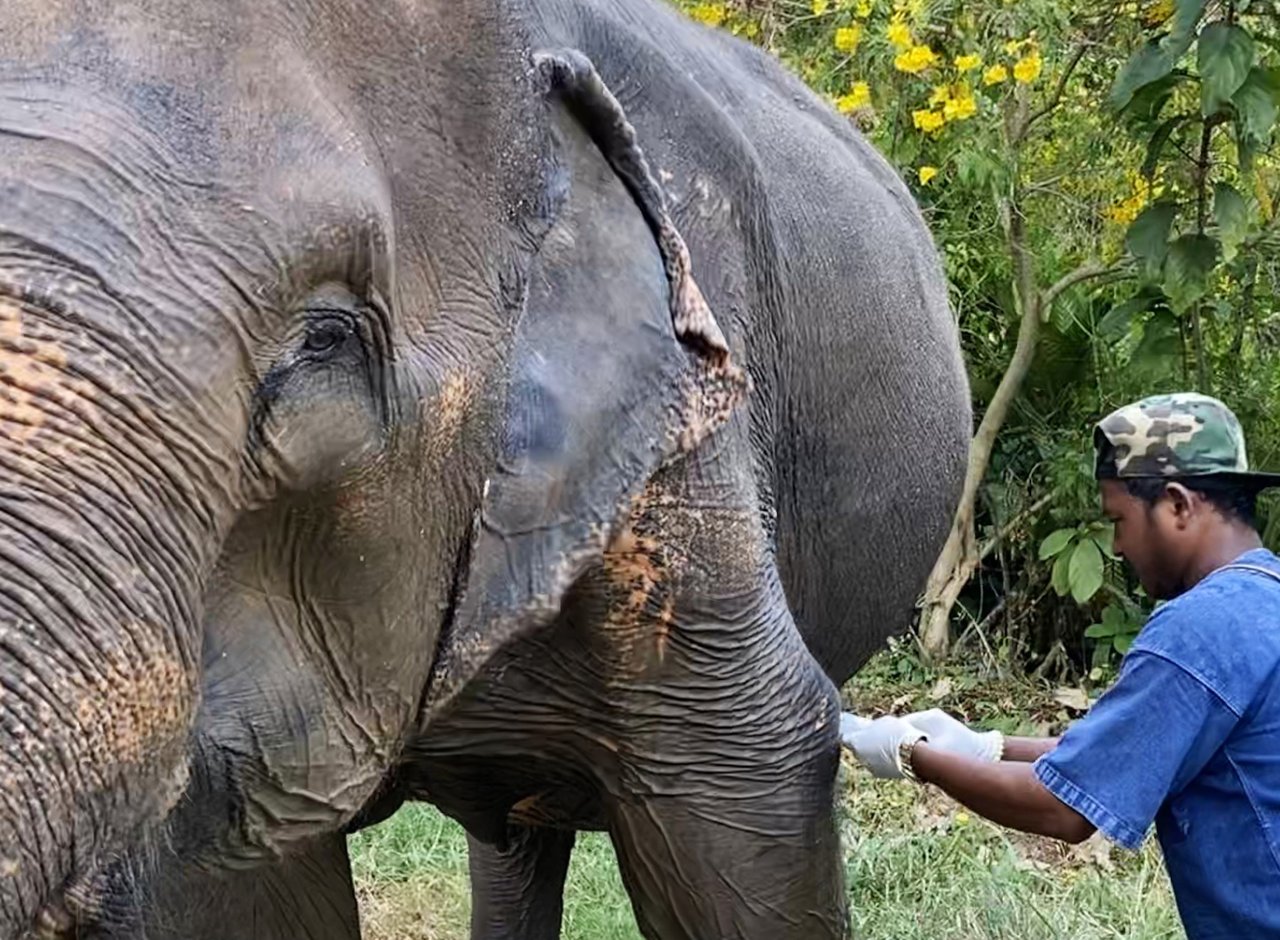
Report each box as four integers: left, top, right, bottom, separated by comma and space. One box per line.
675, 0, 1279, 678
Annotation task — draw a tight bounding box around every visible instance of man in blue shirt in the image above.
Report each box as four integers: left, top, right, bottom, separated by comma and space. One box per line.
843, 393, 1280, 939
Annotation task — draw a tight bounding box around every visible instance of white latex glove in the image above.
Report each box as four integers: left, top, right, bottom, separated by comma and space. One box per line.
903, 708, 1004, 763
839, 713, 926, 780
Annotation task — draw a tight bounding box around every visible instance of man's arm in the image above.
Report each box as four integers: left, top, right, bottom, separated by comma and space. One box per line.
909, 742, 1095, 843
1003, 736, 1059, 762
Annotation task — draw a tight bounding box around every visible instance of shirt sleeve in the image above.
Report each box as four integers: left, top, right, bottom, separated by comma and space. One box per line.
1032, 650, 1240, 850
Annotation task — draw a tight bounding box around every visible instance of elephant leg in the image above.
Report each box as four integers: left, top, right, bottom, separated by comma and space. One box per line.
606, 702, 847, 940
73, 834, 360, 940
468, 825, 577, 940
592, 463, 849, 939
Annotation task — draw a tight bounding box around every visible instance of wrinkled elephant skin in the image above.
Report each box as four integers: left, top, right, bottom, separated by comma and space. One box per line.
0, 2, 968, 938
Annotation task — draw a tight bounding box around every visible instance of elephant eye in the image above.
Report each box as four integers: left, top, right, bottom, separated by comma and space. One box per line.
301, 316, 354, 356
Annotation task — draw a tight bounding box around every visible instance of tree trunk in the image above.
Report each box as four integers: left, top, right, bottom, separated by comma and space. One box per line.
919, 194, 1041, 660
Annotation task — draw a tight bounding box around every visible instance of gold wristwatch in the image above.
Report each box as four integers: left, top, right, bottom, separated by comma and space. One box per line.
898, 731, 927, 784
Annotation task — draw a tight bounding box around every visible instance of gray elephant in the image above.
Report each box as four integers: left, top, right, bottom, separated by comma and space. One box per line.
0, 1, 969, 938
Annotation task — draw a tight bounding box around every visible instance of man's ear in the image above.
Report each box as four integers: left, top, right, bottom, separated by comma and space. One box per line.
1164, 482, 1196, 527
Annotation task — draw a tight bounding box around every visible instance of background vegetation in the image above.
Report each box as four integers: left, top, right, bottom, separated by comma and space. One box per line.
351, 2, 1280, 936
679, 0, 1280, 682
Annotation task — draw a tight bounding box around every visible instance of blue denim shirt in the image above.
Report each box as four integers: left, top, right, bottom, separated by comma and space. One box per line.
1034, 548, 1280, 940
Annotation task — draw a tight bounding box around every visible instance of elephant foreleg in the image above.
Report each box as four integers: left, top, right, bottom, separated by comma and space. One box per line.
467, 825, 577, 940
73, 834, 360, 940
606, 687, 848, 940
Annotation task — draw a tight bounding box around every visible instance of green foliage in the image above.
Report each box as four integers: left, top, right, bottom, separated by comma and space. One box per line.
1085, 599, 1146, 676
1039, 523, 1114, 605
674, 0, 1280, 678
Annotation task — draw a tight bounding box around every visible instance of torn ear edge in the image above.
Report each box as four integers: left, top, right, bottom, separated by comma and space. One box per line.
422, 48, 749, 722
531, 48, 733, 367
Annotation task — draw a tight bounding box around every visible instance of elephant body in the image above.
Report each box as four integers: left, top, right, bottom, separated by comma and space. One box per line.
0, 1, 967, 938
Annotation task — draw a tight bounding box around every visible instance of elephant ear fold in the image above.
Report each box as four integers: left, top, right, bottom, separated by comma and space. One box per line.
425, 49, 747, 718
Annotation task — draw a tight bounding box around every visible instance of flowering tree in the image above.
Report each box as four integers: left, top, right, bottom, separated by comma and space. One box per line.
678, 0, 1280, 668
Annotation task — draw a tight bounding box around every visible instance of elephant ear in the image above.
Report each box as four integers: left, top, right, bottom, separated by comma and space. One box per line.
425, 49, 747, 718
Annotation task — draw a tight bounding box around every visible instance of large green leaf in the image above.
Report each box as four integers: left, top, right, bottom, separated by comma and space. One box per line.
1199, 23, 1255, 116
1214, 182, 1251, 261
1068, 538, 1105, 605
1172, 0, 1207, 41
1099, 287, 1167, 337
1163, 233, 1220, 312
1114, 634, 1137, 654
1130, 310, 1181, 376
1142, 115, 1189, 179
1038, 527, 1077, 560
1085, 621, 1119, 639
1232, 67, 1280, 166
1125, 202, 1177, 274
1099, 296, 1149, 337
1052, 550, 1073, 597
1112, 39, 1181, 112
1089, 523, 1117, 559
1122, 72, 1188, 126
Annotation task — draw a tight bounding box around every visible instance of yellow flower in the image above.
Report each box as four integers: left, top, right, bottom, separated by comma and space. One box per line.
834, 25, 863, 53
689, 2, 727, 27
955, 811, 971, 826
812, 0, 830, 13
983, 64, 1009, 85
1014, 51, 1043, 84
887, 18, 912, 49
1141, 0, 1175, 26
955, 53, 982, 72
1003, 38, 1026, 56
834, 81, 872, 114
943, 85, 977, 120
856, 0, 873, 15
912, 108, 945, 133
1255, 172, 1274, 222
929, 84, 950, 107
894, 44, 938, 74
918, 165, 939, 185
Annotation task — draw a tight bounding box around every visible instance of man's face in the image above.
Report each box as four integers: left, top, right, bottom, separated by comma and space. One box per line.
1099, 479, 1189, 600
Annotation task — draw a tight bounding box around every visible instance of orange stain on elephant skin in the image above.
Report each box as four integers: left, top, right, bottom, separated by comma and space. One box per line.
421, 369, 475, 463
65, 641, 191, 772
0, 298, 85, 444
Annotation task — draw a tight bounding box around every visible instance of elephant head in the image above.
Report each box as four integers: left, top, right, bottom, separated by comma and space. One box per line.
0, 3, 743, 934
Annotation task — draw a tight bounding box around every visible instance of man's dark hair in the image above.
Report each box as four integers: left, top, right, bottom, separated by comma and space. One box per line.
1123, 475, 1261, 527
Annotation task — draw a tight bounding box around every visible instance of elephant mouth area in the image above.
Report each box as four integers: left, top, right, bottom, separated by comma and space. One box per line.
33, 894, 78, 940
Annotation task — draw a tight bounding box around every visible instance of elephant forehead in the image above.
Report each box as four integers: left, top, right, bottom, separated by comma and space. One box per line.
0, 12, 394, 276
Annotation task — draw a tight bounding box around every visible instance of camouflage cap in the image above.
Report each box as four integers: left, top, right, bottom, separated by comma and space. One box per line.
1093, 392, 1280, 486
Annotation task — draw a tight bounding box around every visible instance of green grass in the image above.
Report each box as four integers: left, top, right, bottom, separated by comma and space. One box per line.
351, 650, 1183, 939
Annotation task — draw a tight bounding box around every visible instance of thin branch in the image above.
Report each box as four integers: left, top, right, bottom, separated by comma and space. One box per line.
978, 493, 1054, 561
1040, 259, 1129, 321
1024, 42, 1089, 134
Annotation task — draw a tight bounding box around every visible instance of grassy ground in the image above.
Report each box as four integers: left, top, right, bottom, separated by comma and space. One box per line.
351, 645, 1183, 939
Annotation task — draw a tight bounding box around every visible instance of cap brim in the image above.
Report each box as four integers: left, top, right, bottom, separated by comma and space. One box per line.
1107, 470, 1280, 490
1211, 471, 1280, 490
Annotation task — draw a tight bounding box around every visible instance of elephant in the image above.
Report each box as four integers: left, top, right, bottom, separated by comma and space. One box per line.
0, 0, 969, 938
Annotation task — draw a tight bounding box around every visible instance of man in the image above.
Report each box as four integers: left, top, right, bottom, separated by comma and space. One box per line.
843, 393, 1280, 939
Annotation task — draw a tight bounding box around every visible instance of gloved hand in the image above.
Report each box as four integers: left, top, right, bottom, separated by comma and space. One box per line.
839, 713, 926, 780
902, 708, 1004, 763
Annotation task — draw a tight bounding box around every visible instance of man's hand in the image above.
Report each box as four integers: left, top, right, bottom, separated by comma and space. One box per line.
839, 714, 926, 780
903, 708, 1004, 763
